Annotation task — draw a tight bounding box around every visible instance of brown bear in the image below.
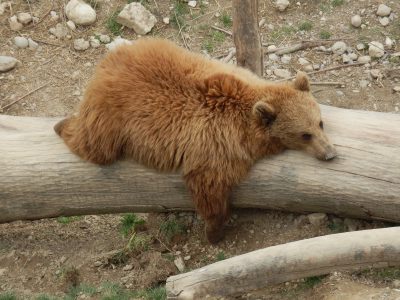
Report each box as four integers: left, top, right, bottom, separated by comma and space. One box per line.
54, 37, 337, 244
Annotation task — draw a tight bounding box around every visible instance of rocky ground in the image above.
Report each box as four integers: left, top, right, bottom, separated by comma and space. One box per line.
1, 0, 400, 299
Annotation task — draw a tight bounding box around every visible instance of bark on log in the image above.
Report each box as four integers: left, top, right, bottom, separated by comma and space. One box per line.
166, 227, 400, 299
0, 104, 399, 223
232, 0, 263, 76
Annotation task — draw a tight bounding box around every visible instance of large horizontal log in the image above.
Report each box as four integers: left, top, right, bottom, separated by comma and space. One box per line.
0, 104, 399, 223
166, 227, 400, 299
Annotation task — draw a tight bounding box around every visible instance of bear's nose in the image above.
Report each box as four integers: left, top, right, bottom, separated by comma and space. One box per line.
324, 148, 337, 161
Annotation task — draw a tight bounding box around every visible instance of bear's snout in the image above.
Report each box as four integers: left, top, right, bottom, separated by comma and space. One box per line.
324, 147, 337, 161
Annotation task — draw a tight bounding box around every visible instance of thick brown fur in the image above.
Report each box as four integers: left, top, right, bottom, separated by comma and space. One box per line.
55, 38, 336, 244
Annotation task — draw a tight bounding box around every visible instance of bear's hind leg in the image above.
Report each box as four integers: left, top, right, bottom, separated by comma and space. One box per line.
184, 170, 232, 244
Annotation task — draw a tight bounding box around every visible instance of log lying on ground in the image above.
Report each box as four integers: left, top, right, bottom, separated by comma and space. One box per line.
0, 104, 399, 223
166, 227, 400, 299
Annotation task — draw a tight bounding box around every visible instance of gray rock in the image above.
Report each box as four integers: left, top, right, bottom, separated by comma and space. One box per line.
342, 54, 351, 64
348, 53, 358, 61
385, 37, 393, 49
304, 64, 314, 72
281, 54, 291, 64
376, 4, 391, 17
0, 56, 18, 72
49, 23, 68, 39
65, 0, 96, 25
122, 264, 133, 271
9, 15, 23, 31
368, 41, 385, 58
89, 36, 101, 48
370, 69, 382, 79
307, 213, 328, 226
336, 90, 344, 96
0, 2, 10, 16
162, 17, 170, 24
14, 36, 29, 48
66, 20, 76, 30
267, 45, 277, 52
117, 3, 157, 35
188, 1, 197, 7
17, 12, 32, 25
268, 53, 279, 62
273, 68, 291, 78
332, 41, 347, 55
73, 38, 90, 51
312, 64, 320, 70
359, 80, 369, 88
356, 43, 365, 50
276, 0, 289, 12
351, 15, 361, 28
28, 38, 39, 50
50, 11, 59, 21
174, 256, 185, 272
99, 34, 111, 44
358, 55, 371, 63
298, 57, 309, 65
393, 280, 400, 288
379, 17, 390, 26
393, 86, 400, 93
93, 260, 102, 267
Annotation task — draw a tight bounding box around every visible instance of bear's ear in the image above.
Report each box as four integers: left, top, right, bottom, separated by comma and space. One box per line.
202, 73, 248, 98
293, 71, 310, 91
252, 101, 276, 126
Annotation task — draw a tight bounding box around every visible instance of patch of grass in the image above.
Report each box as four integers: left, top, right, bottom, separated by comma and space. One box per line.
331, 0, 344, 7
100, 282, 135, 300
56, 216, 81, 224
215, 251, 226, 261
120, 213, 145, 237
159, 219, 186, 241
0, 292, 17, 300
201, 29, 226, 53
270, 25, 296, 41
171, 1, 189, 28
219, 12, 232, 28
299, 275, 325, 289
389, 56, 400, 64
359, 267, 400, 282
319, 30, 332, 39
106, 9, 123, 36
135, 286, 167, 300
126, 232, 151, 252
108, 250, 129, 265
35, 295, 61, 300
328, 222, 345, 233
298, 20, 313, 31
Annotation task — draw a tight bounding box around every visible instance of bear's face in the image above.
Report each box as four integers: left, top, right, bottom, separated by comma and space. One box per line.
253, 72, 337, 161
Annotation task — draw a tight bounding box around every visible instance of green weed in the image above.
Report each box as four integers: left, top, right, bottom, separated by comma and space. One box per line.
0, 292, 17, 300
57, 216, 81, 224
298, 20, 313, 31
319, 30, 332, 39
215, 251, 226, 261
106, 9, 123, 36
202, 29, 226, 53
120, 213, 145, 237
331, 0, 344, 7
135, 286, 167, 300
270, 26, 296, 41
220, 12, 232, 28
159, 219, 186, 241
171, 1, 188, 28
359, 267, 400, 282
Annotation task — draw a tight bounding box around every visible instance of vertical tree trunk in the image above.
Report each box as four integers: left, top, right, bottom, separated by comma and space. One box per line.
232, 0, 263, 76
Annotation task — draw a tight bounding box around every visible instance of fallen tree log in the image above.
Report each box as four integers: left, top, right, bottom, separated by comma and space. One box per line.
165, 227, 400, 299
0, 104, 399, 223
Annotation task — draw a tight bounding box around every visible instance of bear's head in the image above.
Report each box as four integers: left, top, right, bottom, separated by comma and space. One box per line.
253, 72, 337, 161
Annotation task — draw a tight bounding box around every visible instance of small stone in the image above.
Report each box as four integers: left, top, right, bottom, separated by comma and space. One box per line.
332, 41, 347, 55
122, 264, 133, 271
336, 90, 344, 96
304, 65, 314, 72
376, 4, 391, 17
358, 55, 371, 63
163, 17, 170, 24
50, 11, 59, 21
0, 56, 18, 72
343, 218, 360, 231
385, 37, 393, 49
379, 17, 389, 27
14, 36, 29, 49
105, 36, 133, 51
273, 69, 291, 78
174, 256, 185, 272
65, 0, 96, 25
9, 15, 23, 31
28, 38, 39, 50
94, 261, 102, 267
307, 213, 328, 226
66, 20, 76, 30
117, 3, 157, 35
17, 12, 32, 25
281, 55, 291, 64
393, 280, 400, 288
183, 255, 191, 261
268, 53, 279, 62
89, 36, 101, 48
0, 268, 7, 276
99, 34, 111, 44
370, 69, 382, 79
393, 86, 400, 93
298, 57, 309, 65
351, 15, 361, 28
0, 2, 10, 16
342, 54, 351, 64
359, 80, 369, 88
267, 45, 277, 52
312, 64, 320, 70
368, 41, 385, 58
356, 43, 365, 50
73, 38, 90, 51
348, 53, 358, 60
275, 0, 289, 12
188, 1, 197, 8
49, 23, 68, 39
294, 215, 309, 228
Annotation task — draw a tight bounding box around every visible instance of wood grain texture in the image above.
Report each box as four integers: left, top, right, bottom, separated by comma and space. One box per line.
0, 104, 399, 223
232, 0, 263, 76
166, 227, 400, 299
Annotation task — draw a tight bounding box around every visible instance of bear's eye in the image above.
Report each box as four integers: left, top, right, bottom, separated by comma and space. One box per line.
302, 133, 312, 141
319, 121, 324, 129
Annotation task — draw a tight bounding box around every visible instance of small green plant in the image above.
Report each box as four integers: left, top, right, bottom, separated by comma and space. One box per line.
359, 267, 400, 282
319, 30, 332, 39
35, 295, 60, 300
202, 30, 226, 53
328, 221, 345, 233
0, 292, 17, 300
159, 219, 185, 241
108, 250, 129, 265
331, 0, 344, 7
215, 251, 226, 261
100, 282, 135, 300
57, 216, 81, 224
135, 286, 167, 300
270, 26, 296, 41
106, 9, 123, 36
220, 12, 232, 28
171, 1, 188, 28
298, 20, 313, 31
120, 213, 145, 237
126, 232, 151, 252
389, 56, 400, 64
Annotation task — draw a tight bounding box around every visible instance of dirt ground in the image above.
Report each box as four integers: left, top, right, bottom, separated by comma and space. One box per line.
1, 0, 400, 299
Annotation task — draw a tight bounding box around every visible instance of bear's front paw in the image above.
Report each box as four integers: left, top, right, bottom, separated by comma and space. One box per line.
205, 225, 225, 244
